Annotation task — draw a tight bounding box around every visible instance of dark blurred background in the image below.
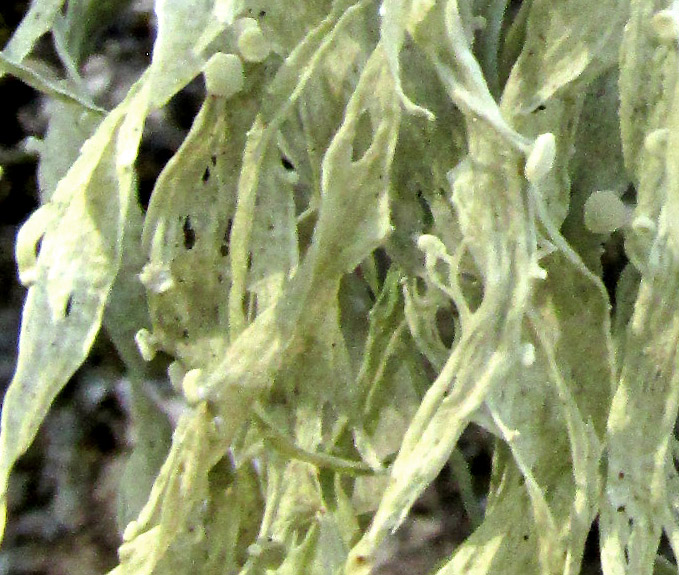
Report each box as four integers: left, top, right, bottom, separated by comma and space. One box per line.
0, 2, 146, 573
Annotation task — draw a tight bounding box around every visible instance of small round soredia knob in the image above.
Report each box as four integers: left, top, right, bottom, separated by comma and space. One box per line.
584, 190, 632, 235
203, 52, 244, 99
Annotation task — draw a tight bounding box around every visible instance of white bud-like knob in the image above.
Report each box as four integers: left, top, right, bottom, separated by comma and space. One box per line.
416, 233, 447, 257
134, 328, 157, 361
182, 368, 206, 404
644, 128, 668, 155
203, 52, 244, 98
521, 343, 535, 367
214, 0, 235, 24
652, 9, 679, 43
167, 361, 187, 394
525, 133, 556, 183
632, 215, 656, 234
584, 190, 631, 234
139, 262, 174, 293
236, 20, 270, 62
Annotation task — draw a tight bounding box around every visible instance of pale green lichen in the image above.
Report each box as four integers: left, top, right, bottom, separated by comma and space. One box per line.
1, 1, 679, 575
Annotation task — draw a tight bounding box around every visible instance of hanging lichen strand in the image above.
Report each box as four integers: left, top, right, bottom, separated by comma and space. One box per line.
1, 1, 679, 574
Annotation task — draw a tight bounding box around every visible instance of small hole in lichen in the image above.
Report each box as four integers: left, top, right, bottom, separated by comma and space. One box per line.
436, 306, 455, 348
183, 216, 196, 250
202, 167, 210, 183
220, 219, 232, 257
136, 141, 174, 212
414, 276, 428, 297
281, 156, 294, 171
35, 235, 43, 258
64, 294, 74, 317
416, 188, 434, 228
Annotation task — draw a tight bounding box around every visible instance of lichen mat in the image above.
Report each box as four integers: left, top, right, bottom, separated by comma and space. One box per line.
1, 1, 679, 574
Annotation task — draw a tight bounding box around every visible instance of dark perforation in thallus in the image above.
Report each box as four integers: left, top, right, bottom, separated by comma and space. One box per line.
416, 188, 434, 229
168, 76, 205, 132
220, 219, 232, 257
603, 183, 634, 311
601, 230, 628, 311
63, 294, 74, 317
372, 247, 390, 287
136, 77, 204, 210
135, 141, 174, 212
35, 234, 43, 258
435, 305, 455, 349
658, 532, 677, 567
183, 216, 196, 250
581, 520, 602, 572
280, 156, 294, 171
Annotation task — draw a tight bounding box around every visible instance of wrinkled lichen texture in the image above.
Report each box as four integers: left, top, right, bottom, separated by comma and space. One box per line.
1, 0, 679, 574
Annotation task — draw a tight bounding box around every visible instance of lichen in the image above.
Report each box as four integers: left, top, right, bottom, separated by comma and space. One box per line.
2, 1, 679, 574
